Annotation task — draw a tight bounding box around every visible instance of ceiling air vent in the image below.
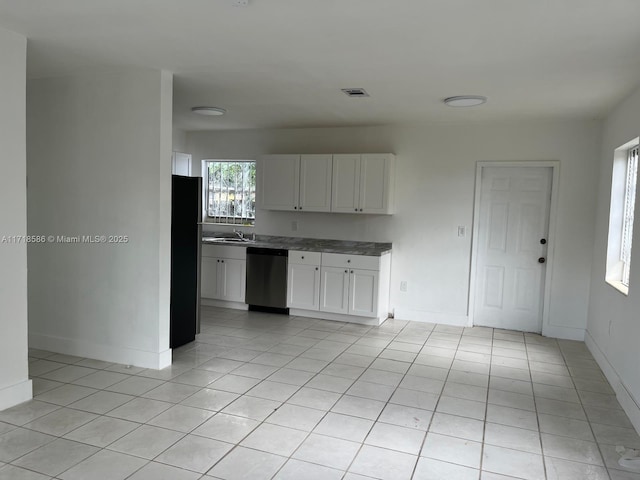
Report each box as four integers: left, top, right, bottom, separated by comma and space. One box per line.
341, 88, 370, 98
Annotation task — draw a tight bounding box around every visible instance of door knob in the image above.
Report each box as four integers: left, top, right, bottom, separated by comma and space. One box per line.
538, 257, 546, 264
540, 239, 547, 245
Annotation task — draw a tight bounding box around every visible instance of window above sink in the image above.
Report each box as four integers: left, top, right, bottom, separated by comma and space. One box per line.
202, 159, 256, 226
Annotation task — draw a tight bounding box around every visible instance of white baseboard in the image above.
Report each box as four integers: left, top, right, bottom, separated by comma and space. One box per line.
542, 324, 586, 341
201, 299, 248, 310
0, 379, 32, 410
585, 330, 640, 434
29, 333, 172, 370
394, 308, 469, 327
289, 309, 384, 326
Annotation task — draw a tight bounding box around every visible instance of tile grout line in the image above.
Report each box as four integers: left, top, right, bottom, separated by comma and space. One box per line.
557, 341, 613, 480
477, 326, 496, 480
526, 332, 551, 480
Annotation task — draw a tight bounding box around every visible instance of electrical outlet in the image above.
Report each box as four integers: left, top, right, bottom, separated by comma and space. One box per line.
291, 221, 298, 232
457, 226, 466, 238
400, 281, 408, 292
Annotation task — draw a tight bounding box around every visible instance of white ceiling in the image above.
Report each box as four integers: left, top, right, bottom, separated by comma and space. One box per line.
2, 0, 640, 130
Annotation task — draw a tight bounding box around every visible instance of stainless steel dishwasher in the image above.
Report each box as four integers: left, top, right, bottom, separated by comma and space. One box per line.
245, 247, 289, 314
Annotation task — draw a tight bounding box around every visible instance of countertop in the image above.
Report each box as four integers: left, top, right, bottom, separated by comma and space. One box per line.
202, 233, 392, 256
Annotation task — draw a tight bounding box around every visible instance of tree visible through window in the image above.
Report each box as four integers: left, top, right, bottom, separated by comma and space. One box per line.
204, 160, 256, 225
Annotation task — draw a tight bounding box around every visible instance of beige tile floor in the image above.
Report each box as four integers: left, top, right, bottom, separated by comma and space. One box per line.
0, 306, 639, 479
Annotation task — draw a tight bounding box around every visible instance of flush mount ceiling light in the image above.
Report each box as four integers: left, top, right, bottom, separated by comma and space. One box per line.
443, 95, 487, 107
191, 106, 227, 116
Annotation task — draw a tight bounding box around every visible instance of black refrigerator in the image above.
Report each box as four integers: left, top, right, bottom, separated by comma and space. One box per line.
170, 175, 202, 348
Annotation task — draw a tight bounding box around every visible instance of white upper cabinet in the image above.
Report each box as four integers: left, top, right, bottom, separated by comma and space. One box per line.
261, 154, 332, 212
331, 154, 361, 213
260, 155, 300, 211
299, 155, 333, 212
332, 154, 395, 214
359, 154, 394, 214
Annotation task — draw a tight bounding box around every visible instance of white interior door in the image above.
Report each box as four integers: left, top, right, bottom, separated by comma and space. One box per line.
473, 166, 552, 332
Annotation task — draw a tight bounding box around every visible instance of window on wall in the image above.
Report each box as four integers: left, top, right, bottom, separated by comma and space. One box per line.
621, 145, 638, 286
606, 139, 639, 294
202, 160, 256, 225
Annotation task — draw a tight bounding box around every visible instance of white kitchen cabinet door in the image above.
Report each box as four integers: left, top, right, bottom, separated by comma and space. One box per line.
260, 155, 300, 211
348, 268, 379, 317
331, 154, 361, 213
360, 154, 393, 214
299, 154, 332, 212
218, 258, 246, 302
287, 263, 321, 310
320, 266, 350, 314
172, 152, 192, 176
201, 257, 219, 299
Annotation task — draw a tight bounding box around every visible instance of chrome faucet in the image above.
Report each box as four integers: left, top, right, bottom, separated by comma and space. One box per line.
233, 229, 244, 240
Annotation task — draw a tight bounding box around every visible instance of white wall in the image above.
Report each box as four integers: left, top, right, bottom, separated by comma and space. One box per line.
0, 27, 32, 409
27, 68, 174, 369
173, 129, 188, 153
187, 120, 600, 337
586, 84, 640, 432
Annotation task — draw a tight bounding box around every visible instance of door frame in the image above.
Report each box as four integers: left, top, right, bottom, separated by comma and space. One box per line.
468, 161, 560, 335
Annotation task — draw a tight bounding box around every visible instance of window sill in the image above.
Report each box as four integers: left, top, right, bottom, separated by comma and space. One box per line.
606, 279, 629, 296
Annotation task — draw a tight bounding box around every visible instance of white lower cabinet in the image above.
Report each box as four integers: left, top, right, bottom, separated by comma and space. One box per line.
201, 256, 219, 299
348, 268, 379, 317
217, 258, 246, 302
201, 245, 246, 303
320, 267, 379, 317
288, 263, 321, 310
287, 251, 321, 310
319, 267, 350, 314
289, 250, 390, 322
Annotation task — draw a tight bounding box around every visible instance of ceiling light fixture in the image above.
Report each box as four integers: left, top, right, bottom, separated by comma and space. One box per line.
443, 96, 487, 107
191, 106, 227, 116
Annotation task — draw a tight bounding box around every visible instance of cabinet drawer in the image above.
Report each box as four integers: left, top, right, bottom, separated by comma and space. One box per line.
202, 244, 247, 260
321, 252, 380, 270
289, 250, 321, 266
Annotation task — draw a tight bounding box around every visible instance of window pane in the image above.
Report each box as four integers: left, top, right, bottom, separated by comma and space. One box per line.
205, 160, 256, 225
621, 146, 638, 286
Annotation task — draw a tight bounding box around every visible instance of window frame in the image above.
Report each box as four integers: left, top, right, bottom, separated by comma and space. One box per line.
621, 145, 638, 287
201, 159, 256, 226
605, 138, 639, 295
